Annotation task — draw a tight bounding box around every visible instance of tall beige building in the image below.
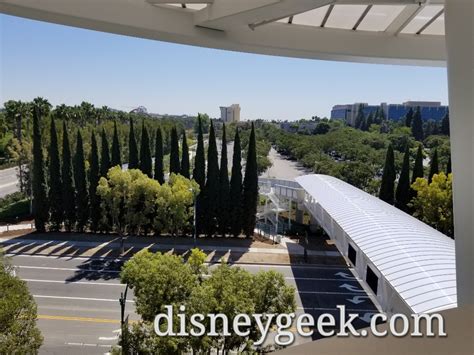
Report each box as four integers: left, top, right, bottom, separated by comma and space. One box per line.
219, 104, 240, 123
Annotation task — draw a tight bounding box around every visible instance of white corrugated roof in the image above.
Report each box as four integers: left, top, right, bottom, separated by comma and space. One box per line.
295, 174, 457, 314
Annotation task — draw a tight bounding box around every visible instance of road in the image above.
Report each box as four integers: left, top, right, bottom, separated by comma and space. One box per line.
9, 252, 379, 354
261, 148, 310, 180
0, 167, 19, 198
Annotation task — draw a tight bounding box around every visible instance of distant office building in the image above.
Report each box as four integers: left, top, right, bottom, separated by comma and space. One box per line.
220, 104, 241, 123
331, 101, 448, 126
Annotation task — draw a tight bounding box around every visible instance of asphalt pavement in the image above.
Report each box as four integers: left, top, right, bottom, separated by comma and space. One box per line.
0, 167, 19, 198
8, 252, 380, 354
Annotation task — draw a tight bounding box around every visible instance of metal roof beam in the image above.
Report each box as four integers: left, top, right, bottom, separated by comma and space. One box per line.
385, 3, 423, 35
416, 8, 444, 34
147, 0, 213, 3
194, 0, 335, 31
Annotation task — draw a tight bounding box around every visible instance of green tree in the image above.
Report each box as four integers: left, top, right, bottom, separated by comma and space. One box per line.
404, 107, 414, 127
89, 132, 101, 232
203, 121, 219, 236
32, 108, 48, 232
410, 172, 453, 237
128, 118, 139, 169
74, 130, 89, 232
0, 253, 43, 353
446, 155, 452, 175
193, 116, 206, 236
62, 122, 75, 231
111, 121, 122, 168
428, 148, 439, 183
395, 144, 411, 212
440, 110, 450, 136
218, 124, 230, 236
48, 117, 63, 230
409, 144, 425, 204
379, 144, 396, 204
354, 104, 365, 129
180, 131, 190, 178
169, 126, 181, 175
139, 123, 152, 177
100, 128, 111, 177
241, 123, 259, 237
411, 107, 424, 141
120, 250, 197, 322
154, 128, 164, 184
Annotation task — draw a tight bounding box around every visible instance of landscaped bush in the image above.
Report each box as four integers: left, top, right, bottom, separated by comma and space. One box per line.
0, 199, 30, 223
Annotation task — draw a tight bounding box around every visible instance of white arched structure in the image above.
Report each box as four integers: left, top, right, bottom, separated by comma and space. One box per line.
0, 0, 471, 308
296, 174, 456, 314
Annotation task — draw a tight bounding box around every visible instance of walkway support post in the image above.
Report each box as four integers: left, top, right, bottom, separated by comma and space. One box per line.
445, 0, 473, 307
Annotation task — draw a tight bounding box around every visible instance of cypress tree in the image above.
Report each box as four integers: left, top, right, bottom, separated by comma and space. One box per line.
395, 144, 411, 212
89, 132, 101, 232
180, 131, 190, 178
446, 155, 452, 175
428, 148, 439, 183
193, 116, 206, 188
229, 129, 243, 237
128, 118, 139, 169
48, 117, 63, 231
242, 123, 259, 237
365, 112, 373, 131
204, 121, 219, 236
154, 128, 164, 184
411, 107, 424, 141
218, 124, 230, 236
405, 107, 414, 127
379, 144, 396, 205
111, 121, 122, 168
193, 116, 206, 236
354, 104, 365, 129
100, 128, 111, 177
169, 127, 180, 175
74, 130, 89, 232
32, 107, 48, 232
409, 145, 424, 204
441, 110, 450, 136
62, 121, 76, 232
139, 122, 152, 177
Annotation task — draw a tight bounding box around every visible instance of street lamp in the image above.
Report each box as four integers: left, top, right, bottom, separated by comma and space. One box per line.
119, 284, 129, 353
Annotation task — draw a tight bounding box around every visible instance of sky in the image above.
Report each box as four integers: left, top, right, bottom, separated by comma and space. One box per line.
1, 14, 448, 121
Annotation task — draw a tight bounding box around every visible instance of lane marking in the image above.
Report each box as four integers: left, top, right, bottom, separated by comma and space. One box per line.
23, 278, 123, 286
33, 295, 134, 303
18, 265, 119, 273
39, 314, 120, 324
297, 307, 378, 312
298, 291, 371, 295
16, 265, 358, 282
8, 253, 347, 269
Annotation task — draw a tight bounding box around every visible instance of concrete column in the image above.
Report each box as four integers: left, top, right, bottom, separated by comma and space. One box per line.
445, 0, 473, 307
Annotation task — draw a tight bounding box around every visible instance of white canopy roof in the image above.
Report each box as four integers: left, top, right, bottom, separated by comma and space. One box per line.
296, 174, 457, 314
0, 0, 447, 66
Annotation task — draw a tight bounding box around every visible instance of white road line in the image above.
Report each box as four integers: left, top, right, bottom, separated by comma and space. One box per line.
16, 265, 357, 282
298, 291, 370, 295
8, 253, 347, 269
284, 276, 360, 282
33, 295, 134, 303
0, 181, 17, 189
98, 336, 118, 341
17, 265, 120, 273
22, 278, 124, 286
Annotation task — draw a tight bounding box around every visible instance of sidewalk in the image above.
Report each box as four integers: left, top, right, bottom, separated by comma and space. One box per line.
0, 232, 344, 266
